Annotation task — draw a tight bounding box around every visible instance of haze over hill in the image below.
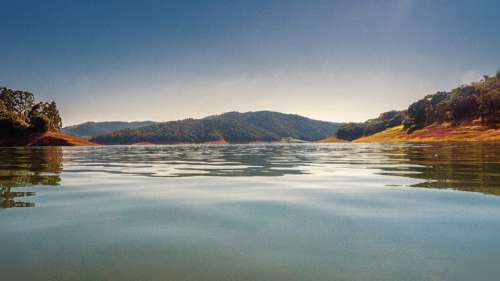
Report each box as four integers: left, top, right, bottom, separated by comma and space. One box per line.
91, 111, 343, 144
69, 71, 500, 145
63, 121, 157, 139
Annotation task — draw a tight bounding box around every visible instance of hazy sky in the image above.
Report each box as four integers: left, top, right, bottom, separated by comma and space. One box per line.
1, 0, 499, 125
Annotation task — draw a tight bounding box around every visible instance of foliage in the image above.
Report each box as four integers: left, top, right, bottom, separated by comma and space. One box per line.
0, 112, 30, 134
337, 110, 406, 141
29, 115, 51, 133
339, 71, 500, 140
29, 102, 62, 131
92, 111, 343, 144
0, 88, 35, 117
403, 74, 500, 132
0, 86, 62, 137
0, 100, 7, 112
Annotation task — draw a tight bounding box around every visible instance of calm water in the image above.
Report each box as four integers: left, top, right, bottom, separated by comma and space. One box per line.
1, 143, 500, 281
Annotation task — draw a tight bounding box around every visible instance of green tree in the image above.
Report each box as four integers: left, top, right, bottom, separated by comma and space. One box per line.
0, 100, 7, 113
45, 102, 62, 130
0, 89, 35, 118
0, 112, 30, 135
1, 86, 63, 138
480, 88, 500, 126
29, 101, 62, 131
29, 115, 50, 133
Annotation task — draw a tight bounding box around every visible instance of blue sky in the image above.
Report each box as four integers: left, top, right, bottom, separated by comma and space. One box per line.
1, 0, 499, 125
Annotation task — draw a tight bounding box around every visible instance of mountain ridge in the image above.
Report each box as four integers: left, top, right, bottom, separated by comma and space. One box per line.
62, 121, 158, 139
91, 111, 343, 144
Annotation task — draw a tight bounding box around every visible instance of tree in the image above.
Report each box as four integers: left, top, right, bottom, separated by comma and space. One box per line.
336, 123, 366, 140
405, 98, 431, 132
0, 100, 7, 113
479, 88, 500, 126
29, 115, 50, 133
449, 94, 480, 122
0, 112, 30, 135
0, 89, 35, 118
0, 86, 63, 138
29, 101, 62, 131
45, 102, 62, 131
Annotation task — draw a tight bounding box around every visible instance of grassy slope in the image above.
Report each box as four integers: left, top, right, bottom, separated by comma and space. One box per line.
354, 123, 500, 143
28, 132, 98, 146
0, 131, 97, 146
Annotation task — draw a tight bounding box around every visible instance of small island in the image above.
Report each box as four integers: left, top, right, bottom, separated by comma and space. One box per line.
0, 87, 95, 146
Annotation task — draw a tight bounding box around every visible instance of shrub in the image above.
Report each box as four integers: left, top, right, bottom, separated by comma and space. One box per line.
29, 115, 50, 133
0, 114, 30, 135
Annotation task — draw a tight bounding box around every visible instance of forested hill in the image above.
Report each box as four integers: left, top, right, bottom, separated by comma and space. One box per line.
92, 111, 343, 144
63, 121, 157, 139
336, 71, 500, 141
402, 72, 499, 132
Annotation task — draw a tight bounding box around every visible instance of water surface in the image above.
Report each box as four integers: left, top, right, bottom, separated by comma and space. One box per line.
1, 143, 500, 281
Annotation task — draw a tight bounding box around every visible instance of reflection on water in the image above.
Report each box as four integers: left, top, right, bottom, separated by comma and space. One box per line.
64, 145, 312, 177
1, 143, 500, 208
0, 147, 62, 209
62, 143, 500, 196
378, 143, 500, 195
1, 143, 500, 281
61, 143, 500, 187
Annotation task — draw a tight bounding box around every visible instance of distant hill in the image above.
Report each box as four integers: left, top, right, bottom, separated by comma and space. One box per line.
63, 121, 157, 139
91, 111, 343, 144
336, 71, 500, 142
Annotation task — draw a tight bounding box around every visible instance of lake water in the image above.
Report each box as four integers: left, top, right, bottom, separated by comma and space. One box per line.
1, 143, 500, 281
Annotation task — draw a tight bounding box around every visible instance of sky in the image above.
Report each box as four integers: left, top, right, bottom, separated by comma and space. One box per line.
1, 0, 499, 125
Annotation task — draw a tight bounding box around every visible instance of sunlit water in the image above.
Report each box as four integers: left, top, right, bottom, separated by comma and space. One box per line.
1, 143, 500, 281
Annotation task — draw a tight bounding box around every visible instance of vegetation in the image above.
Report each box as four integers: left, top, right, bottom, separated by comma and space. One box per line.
63, 121, 157, 139
337, 110, 406, 141
337, 70, 500, 141
354, 124, 500, 143
403, 71, 500, 132
0, 86, 62, 138
92, 111, 343, 144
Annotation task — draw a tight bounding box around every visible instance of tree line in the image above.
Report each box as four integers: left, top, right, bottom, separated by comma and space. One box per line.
403, 71, 499, 132
337, 110, 406, 141
92, 111, 343, 144
0, 86, 62, 136
337, 71, 500, 140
